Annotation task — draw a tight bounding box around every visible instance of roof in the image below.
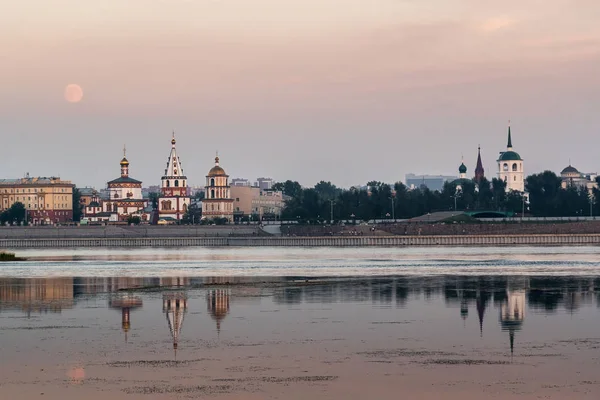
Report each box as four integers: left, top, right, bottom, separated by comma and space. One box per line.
561, 165, 580, 174
458, 163, 467, 174
107, 176, 142, 185
498, 151, 522, 161
208, 165, 226, 176
0, 177, 71, 185
79, 187, 97, 196
88, 201, 100, 207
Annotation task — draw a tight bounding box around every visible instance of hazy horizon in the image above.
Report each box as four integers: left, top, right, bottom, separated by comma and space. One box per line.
3, 0, 600, 189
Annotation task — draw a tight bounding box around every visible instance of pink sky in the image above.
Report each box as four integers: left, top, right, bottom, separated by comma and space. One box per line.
2, 0, 600, 188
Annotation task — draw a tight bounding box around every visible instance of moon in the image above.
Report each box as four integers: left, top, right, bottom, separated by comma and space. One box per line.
64, 84, 83, 103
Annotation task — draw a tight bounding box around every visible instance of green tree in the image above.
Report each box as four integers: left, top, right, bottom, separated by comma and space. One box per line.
148, 192, 159, 209
127, 216, 141, 225
182, 203, 202, 224
273, 180, 302, 199
526, 171, 562, 216
475, 178, 494, 210
491, 178, 507, 210
72, 187, 83, 222
8, 202, 26, 225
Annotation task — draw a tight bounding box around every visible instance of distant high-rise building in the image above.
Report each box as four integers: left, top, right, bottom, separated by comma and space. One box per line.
231, 178, 251, 187
256, 177, 274, 190
405, 174, 457, 192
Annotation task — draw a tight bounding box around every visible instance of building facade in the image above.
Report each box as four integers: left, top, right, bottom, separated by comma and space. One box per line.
102, 148, 149, 222
0, 176, 74, 224
158, 133, 190, 222
231, 186, 285, 220
202, 156, 234, 222
405, 174, 457, 191
560, 165, 598, 192
497, 126, 524, 192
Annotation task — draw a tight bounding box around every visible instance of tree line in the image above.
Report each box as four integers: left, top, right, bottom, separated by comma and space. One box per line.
273, 172, 600, 222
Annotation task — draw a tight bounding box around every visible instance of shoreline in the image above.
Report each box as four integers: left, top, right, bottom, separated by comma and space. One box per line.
1, 233, 600, 248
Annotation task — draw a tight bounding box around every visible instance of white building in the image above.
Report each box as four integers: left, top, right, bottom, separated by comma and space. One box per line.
158, 133, 190, 222
497, 126, 524, 192
202, 156, 234, 222
102, 147, 149, 222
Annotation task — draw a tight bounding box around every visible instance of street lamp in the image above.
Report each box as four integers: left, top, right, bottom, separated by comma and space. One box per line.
454, 187, 462, 211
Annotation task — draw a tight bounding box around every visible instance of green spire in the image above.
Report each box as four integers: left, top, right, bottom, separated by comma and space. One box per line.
507, 125, 513, 148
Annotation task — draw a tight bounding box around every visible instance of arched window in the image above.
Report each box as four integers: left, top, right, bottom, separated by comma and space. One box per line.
166, 180, 170, 187
512, 163, 518, 172
113, 204, 118, 212
503, 163, 509, 171
211, 178, 215, 187
211, 189, 215, 199
175, 180, 179, 187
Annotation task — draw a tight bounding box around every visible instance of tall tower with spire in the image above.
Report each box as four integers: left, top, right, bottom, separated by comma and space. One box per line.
497, 124, 524, 192
474, 146, 485, 184
158, 132, 191, 221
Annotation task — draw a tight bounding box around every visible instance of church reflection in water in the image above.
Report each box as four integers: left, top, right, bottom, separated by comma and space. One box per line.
2, 275, 600, 356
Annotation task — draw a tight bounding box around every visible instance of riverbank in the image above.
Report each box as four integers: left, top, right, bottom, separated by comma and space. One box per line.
1, 234, 600, 248
0, 252, 25, 261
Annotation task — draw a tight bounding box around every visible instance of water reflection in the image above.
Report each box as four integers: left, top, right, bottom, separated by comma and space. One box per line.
1, 275, 600, 359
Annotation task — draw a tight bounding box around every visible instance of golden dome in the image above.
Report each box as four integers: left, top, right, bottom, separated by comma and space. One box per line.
207, 156, 226, 176
171, 137, 176, 145
120, 157, 129, 166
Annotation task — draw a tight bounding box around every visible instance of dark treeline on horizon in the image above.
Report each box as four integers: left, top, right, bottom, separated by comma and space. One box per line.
273, 171, 600, 221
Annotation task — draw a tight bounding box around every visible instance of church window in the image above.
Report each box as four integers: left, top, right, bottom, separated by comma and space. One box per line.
512, 163, 518, 172
503, 163, 508, 171
211, 189, 215, 199
114, 193, 119, 198
175, 180, 179, 187
211, 178, 215, 187
166, 181, 170, 187
113, 204, 118, 212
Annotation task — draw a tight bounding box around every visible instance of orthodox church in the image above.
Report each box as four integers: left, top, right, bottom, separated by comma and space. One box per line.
202, 155, 234, 222
497, 125, 525, 192
102, 147, 150, 222
158, 133, 190, 222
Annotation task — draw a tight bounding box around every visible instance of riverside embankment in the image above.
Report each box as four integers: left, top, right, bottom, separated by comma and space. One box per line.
1, 223, 600, 248
1, 234, 600, 248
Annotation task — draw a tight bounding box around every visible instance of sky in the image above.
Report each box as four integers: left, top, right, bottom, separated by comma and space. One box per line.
2, 0, 600, 189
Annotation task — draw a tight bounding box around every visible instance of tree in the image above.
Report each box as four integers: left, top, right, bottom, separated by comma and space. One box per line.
127, 216, 141, 225
475, 178, 494, 210
72, 187, 83, 222
6, 202, 27, 225
314, 181, 339, 202
182, 203, 202, 224
491, 178, 507, 210
526, 171, 563, 216
273, 180, 302, 199
147, 192, 159, 209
